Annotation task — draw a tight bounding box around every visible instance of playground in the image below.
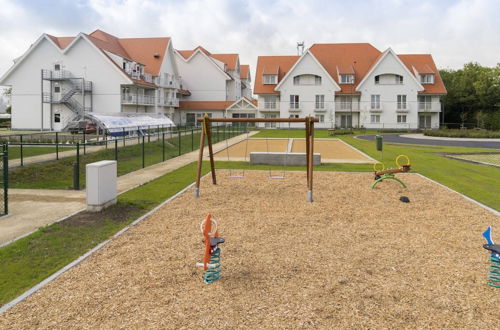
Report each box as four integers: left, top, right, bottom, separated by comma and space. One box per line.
1, 171, 498, 328
214, 138, 375, 163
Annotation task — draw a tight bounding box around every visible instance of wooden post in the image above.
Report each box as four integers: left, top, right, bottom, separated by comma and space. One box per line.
194, 116, 207, 198
204, 115, 217, 185
308, 118, 314, 203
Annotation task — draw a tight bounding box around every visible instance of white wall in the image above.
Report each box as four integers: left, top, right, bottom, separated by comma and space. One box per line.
275, 52, 339, 128
2, 36, 130, 130
357, 51, 422, 129
174, 52, 228, 101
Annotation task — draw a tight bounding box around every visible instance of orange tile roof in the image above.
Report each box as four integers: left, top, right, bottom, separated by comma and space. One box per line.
179, 101, 234, 110
177, 45, 211, 59
254, 56, 299, 94
309, 43, 382, 94
119, 37, 170, 75
209, 53, 238, 71
47, 35, 75, 49
399, 54, 446, 94
254, 44, 446, 95
86, 30, 131, 59
240, 64, 250, 79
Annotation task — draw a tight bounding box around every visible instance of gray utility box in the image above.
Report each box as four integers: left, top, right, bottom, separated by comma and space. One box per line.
86, 160, 117, 212
250, 152, 321, 166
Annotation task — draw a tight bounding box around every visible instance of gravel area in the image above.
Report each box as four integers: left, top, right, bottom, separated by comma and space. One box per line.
1, 171, 498, 328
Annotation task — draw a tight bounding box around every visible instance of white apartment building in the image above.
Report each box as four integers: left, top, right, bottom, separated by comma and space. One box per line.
0, 30, 253, 130
174, 46, 254, 126
253, 43, 446, 129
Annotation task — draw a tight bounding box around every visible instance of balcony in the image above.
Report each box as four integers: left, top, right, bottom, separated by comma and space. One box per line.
369, 105, 383, 113
260, 102, 279, 112
418, 102, 441, 112
289, 102, 302, 112
313, 103, 327, 112
335, 101, 360, 112
158, 74, 181, 89
121, 94, 155, 106
158, 97, 179, 107
396, 103, 410, 113
42, 69, 73, 80
128, 71, 153, 83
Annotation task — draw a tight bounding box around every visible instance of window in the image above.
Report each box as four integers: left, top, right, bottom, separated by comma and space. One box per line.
396, 75, 403, 84
289, 115, 299, 119
371, 95, 380, 109
420, 74, 434, 84
338, 95, 352, 110
315, 95, 325, 109
232, 113, 255, 119
289, 95, 300, 109
315, 114, 324, 122
263, 75, 277, 84
315, 76, 322, 85
263, 95, 278, 109
419, 95, 432, 110
370, 115, 380, 123
293, 76, 300, 85
54, 113, 61, 123
293, 74, 321, 85
54, 85, 60, 93
54, 64, 61, 71
340, 74, 354, 84
122, 62, 126, 70
375, 76, 380, 84
397, 115, 407, 123
397, 95, 407, 109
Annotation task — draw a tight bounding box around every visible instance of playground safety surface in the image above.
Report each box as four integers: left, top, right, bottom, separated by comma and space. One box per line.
214, 138, 375, 163
1, 171, 498, 328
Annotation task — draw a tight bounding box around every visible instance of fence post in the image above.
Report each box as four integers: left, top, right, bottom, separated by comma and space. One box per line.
142, 136, 145, 168
162, 133, 165, 162
20, 135, 23, 167
56, 132, 59, 160
157, 125, 160, 141
178, 129, 181, 156
83, 130, 86, 155
148, 125, 151, 143
73, 143, 80, 190
115, 139, 118, 161
123, 127, 126, 147
137, 126, 140, 144
3, 144, 8, 215
191, 128, 194, 151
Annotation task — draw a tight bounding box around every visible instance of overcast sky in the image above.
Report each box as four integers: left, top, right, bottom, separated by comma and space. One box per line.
0, 0, 499, 87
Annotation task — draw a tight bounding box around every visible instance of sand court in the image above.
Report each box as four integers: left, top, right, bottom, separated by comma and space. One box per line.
214, 138, 375, 163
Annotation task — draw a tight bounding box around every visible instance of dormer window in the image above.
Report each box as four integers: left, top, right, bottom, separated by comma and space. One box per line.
420, 74, 434, 84
340, 74, 354, 84
263, 74, 278, 84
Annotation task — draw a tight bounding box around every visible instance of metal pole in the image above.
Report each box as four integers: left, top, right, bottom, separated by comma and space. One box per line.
115, 139, 118, 161
3, 144, 8, 215
178, 129, 181, 156
142, 136, 145, 168
148, 125, 151, 143
74, 143, 80, 190
123, 127, 126, 147
191, 128, 194, 151
83, 130, 86, 155
137, 126, 140, 144
20, 135, 23, 167
56, 132, 59, 160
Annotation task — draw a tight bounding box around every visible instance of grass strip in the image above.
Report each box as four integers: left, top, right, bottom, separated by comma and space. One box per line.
0, 162, 210, 306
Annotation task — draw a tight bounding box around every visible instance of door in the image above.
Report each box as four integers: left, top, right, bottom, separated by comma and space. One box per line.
419, 115, 431, 129
53, 83, 61, 102
53, 113, 62, 131
265, 114, 277, 128
340, 115, 352, 128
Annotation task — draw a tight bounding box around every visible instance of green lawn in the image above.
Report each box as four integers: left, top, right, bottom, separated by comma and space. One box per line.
249, 130, 500, 211
7, 145, 75, 160
0, 162, 211, 306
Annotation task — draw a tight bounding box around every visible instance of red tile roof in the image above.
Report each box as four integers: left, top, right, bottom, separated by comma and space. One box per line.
119, 37, 170, 75
179, 101, 234, 110
254, 44, 446, 95
209, 53, 238, 71
240, 64, 250, 79
254, 56, 299, 94
47, 35, 75, 49
399, 54, 446, 94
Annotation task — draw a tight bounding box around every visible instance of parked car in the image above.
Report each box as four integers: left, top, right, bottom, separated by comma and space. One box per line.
67, 121, 97, 134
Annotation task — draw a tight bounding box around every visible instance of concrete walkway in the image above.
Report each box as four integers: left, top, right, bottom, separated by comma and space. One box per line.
357, 134, 500, 149
0, 132, 257, 246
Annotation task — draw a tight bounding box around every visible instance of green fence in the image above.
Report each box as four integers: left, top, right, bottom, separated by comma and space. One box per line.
7, 125, 246, 190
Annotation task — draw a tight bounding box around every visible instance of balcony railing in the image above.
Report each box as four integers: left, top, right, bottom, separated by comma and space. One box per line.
121, 94, 155, 105
370, 104, 383, 112
418, 102, 440, 112
42, 69, 73, 80
128, 71, 153, 83
263, 102, 279, 110
335, 101, 360, 111
158, 98, 179, 107
158, 75, 181, 89
289, 102, 301, 111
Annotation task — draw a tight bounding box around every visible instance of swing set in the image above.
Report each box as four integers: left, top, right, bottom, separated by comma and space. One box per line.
194, 115, 319, 202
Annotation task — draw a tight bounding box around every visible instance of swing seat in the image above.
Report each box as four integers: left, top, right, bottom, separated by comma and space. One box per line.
269, 175, 285, 179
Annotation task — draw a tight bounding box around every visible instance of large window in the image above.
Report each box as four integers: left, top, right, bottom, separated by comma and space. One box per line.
371, 95, 381, 109
339, 95, 352, 110
289, 95, 300, 109
419, 95, 432, 110
340, 74, 354, 84
315, 114, 324, 122
263, 95, 278, 109
315, 95, 325, 109
397, 95, 407, 110
293, 74, 321, 85
370, 115, 380, 123
397, 115, 407, 123
263, 74, 278, 84
420, 74, 434, 84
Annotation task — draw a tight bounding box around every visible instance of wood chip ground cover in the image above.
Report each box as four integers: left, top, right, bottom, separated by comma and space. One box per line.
1, 171, 498, 328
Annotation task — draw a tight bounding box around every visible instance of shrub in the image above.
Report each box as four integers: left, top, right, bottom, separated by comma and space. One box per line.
424, 129, 500, 138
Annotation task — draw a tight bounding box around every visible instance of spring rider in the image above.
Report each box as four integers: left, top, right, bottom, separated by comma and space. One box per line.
196, 214, 224, 284
482, 226, 500, 288
371, 155, 411, 189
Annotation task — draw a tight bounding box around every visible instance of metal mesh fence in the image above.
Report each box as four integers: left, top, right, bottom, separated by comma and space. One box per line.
0, 145, 8, 216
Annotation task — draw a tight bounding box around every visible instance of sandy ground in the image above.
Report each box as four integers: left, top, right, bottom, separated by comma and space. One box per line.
1, 171, 498, 328
215, 138, 374, 163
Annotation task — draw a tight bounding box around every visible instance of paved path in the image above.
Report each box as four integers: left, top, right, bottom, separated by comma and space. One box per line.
0, 132, 257, 246
357, 134, 500, 149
